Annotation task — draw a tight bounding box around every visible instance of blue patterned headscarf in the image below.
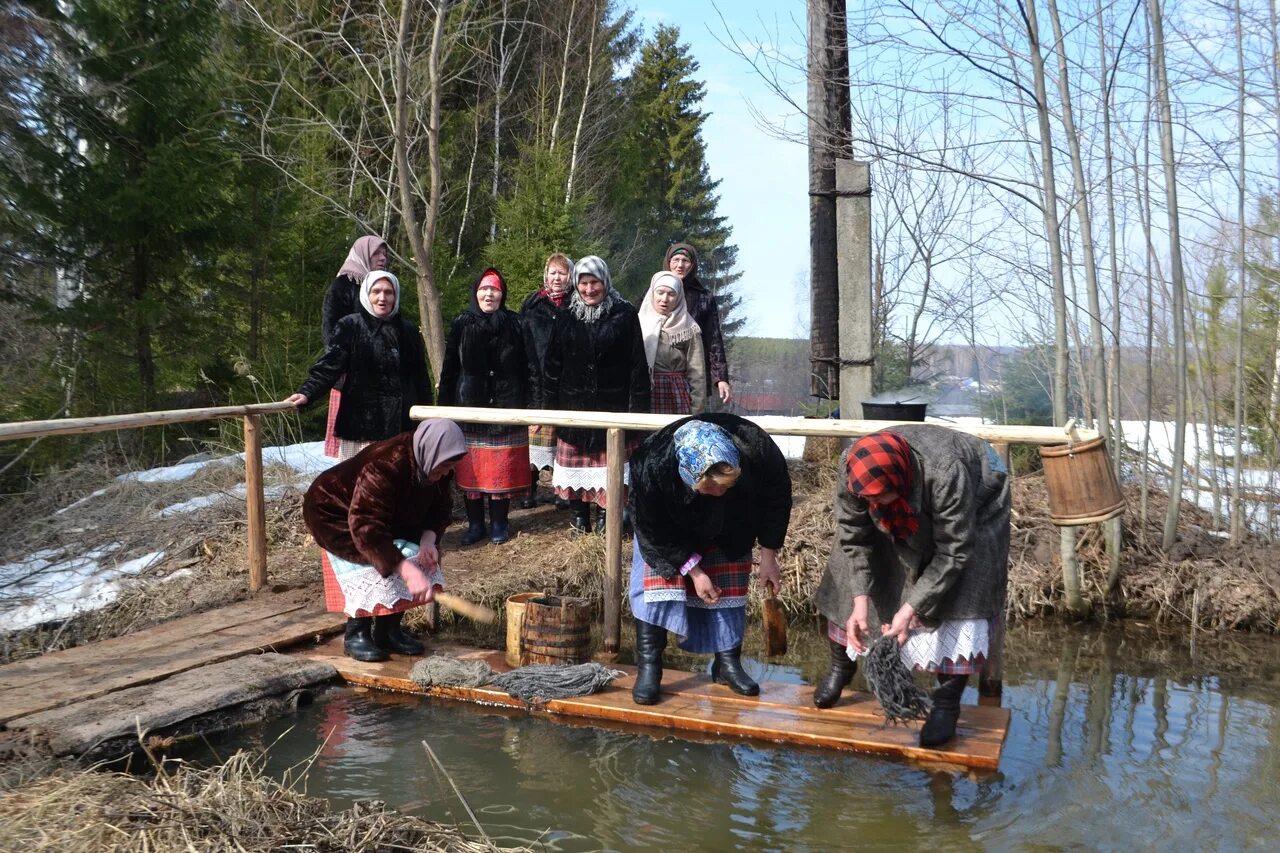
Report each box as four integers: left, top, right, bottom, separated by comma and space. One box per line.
674, 420, 740, 487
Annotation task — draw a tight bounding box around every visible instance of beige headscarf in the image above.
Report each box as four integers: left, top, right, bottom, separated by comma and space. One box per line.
638, 271, 701, 370
413, 420, 467, 478
337, 235, 388, 281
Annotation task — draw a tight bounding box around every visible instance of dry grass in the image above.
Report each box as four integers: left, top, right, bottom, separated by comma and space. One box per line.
0, 750, 516, 852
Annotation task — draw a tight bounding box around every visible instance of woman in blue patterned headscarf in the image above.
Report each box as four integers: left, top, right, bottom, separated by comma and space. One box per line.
626, 414, 793, 705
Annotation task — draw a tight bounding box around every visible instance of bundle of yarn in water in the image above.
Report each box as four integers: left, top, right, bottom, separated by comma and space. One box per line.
861, 635, 932, 724
491, 663, 624, 704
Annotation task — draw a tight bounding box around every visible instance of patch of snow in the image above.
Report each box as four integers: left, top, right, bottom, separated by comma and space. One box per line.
54, 488, 109, 515
0, 547, 162, 633
156, 493, 229, 518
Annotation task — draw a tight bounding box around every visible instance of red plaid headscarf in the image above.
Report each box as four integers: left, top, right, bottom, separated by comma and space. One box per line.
846, 431, 919, 539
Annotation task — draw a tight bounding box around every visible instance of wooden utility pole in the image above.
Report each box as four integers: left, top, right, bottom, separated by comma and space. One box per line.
835, 160, 873, 409
807, 0, 852, 400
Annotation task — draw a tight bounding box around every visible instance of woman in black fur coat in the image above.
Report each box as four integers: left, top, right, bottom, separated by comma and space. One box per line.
437, 268, 530, 545
286, 271, 433, 460
518, 252, 572, 509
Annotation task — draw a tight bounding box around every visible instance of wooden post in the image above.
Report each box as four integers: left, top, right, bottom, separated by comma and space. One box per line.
978, 617, 1005, 707
243, 414, 268, 593
835, 159, 873, 411
603, 427, 626, 655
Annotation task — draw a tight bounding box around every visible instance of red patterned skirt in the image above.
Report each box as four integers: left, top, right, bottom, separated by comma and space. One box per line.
651, 370, 693, 415
456, 424, 530, 499
323, 387, 343, 458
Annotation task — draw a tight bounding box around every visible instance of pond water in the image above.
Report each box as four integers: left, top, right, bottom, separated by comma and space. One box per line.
185, 621, 1280, 851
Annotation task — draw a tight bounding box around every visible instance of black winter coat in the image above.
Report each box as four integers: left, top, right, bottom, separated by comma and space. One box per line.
321, 273, 361, 347
437, 311, 528, 410
542, 298, 651, 452
297, 310, 434, 442
683, 277, 729, 392
629, 413, 792, 579
520, 289, 563, 407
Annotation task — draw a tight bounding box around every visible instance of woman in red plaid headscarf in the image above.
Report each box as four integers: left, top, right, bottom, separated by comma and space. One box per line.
813, 425, 1011, 749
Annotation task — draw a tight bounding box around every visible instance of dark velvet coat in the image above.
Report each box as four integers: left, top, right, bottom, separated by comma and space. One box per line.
520, 289, 563, 408
303, 432, 454, 577
683, 277, 729, 392
321, 273, 361, 347
814, 424, 1011, 630
541, 297, 651, 452
297, 309, 433, 442
437, 271, 528, 413
629, 413, 792, 579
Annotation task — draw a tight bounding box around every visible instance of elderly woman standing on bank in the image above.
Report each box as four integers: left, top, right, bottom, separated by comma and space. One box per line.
519, 252, 573, 509
664, 242, 731, 407
638, 271, 706, 415
540, 255, 650, 533
813, 425, 1010, 748
321, 235, 389, 458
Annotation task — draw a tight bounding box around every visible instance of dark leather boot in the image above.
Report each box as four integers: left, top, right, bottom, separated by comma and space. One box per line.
712, 646, 760, 696
343, 617, 388, 662
919, 674, 968, 748
460, 497, 487, 545
569, 499, 590, 533
554, 497, 570, 511
813, 636, 858, 708
595, 507, 607, 534
489, 498, 511, 544
632, 618, 668, 705
371, 611, 425, 655
517, 467, 538, 509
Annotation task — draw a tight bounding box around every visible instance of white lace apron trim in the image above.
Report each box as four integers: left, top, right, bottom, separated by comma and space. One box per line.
551, 462, 631, 491
847, 618, 990, 671
325, 539, 444, 617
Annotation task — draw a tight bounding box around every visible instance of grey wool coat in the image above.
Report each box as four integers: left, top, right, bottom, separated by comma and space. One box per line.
813, 424, 1011, 633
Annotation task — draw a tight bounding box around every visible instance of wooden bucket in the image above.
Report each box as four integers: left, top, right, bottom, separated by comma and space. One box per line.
519, 595, 592, 665
1038, 437, 1124, 525
505, 592, 542, 667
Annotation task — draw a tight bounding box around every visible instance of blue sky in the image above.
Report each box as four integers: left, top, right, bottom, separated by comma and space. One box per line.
634, 0, 810, 340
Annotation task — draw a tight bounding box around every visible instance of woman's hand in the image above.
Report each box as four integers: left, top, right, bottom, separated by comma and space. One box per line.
881, 601, 920, 646
398, 559, 436, 602
688, 567, 721, 605
284, 393, 307, 407
417, 531, 439, 569
717, 381, 733, 404
757, 548, 781, 597
845, 595, 871, 653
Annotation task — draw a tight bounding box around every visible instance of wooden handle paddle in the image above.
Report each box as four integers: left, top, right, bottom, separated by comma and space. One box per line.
434, 591, 497, 624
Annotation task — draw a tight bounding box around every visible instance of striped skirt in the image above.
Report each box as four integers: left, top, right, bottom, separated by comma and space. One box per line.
456, 424, 530, 499
552, 435, 637, 507
828, 616, 996, 675
628, 540, 751, 653
323, 387, 343, 458
528, 424, 557, 470
321, 539, 444, 618
650, 370, 693, 415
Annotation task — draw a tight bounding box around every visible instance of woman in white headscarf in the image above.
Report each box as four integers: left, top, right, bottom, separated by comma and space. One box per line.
285, 271, 433, 460
638, 271, 706, 414
539, 256, 651, 533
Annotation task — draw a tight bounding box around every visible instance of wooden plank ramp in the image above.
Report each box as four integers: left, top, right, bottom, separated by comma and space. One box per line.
296, 637, 1010, 770
0, 589, 344, 724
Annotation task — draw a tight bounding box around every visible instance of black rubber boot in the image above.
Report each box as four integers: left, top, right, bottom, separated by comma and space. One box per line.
595, 507, 607, 534
712, 646, 760, 696
343, 617, 389, 662
517, 467, 538, 509
489, 498, 511, 544
919, 674, 968, 748
632, 618, 668, 705
569, 499, 590, 534
460, 497, 487, 545
371, 611, 425, 655
554, 497, 570, 511
813, 636, 858, 708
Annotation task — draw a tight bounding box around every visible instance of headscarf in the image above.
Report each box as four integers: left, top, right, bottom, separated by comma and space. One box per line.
337, 235, 388, 281
846, 431, 919, 540
468, 267, 508, 329
569, 255, 621, 324
674, 420, 740, 488
358, 270, 400, 319
412, 419, 467, 479
638, 271, 701, 371
663, 242, 699, 276
541, 254, 573, 308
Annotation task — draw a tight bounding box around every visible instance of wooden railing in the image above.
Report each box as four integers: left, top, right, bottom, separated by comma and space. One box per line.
0, 402, 297, 593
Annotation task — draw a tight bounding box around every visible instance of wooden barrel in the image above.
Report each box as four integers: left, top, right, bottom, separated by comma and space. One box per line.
1038, 437, 1125, 525
505, 592, 542, 667
519, 595, 592, 665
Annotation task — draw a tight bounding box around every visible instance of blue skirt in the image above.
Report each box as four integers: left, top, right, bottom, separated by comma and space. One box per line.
627, 539, 746, 653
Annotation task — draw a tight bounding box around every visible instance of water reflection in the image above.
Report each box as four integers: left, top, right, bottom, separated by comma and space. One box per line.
182, 622, 1280, 850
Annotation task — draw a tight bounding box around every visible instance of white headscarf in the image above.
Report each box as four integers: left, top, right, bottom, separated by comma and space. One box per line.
358, 270, 400, 318
638, 271, 701, 370
569, 255, 622, 324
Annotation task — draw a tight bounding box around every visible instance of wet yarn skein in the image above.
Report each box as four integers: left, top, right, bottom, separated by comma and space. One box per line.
862, 635, 932, 724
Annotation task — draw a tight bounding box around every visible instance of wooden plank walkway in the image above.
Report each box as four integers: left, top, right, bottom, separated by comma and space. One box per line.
297, 637, 1011, 769
0, 589, 344, 724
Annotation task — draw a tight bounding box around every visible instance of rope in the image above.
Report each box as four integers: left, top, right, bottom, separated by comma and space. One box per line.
491, 663, 625, 704
408, 655, 495, 688
861, 635, 932, 725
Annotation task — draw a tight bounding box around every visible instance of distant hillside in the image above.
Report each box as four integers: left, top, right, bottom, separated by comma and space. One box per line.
728, 337, 812, 415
